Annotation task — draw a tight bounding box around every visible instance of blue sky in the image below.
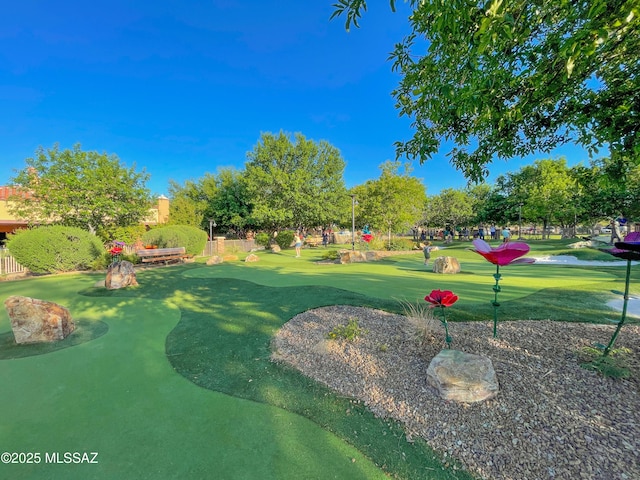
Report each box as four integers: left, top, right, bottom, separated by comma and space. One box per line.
1, 0, 594, 197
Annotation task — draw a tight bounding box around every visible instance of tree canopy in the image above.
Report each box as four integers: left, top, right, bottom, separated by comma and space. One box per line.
350, 161, 426, 238
332, 0, 640, 182
244, 131, 347, 231
10, 144, 151, 238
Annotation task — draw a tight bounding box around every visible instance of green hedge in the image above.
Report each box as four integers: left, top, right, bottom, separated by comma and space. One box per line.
141, 225, 207, 256
274, 230, 295, 250
6, 226, 104, 274
254, 232, 271, 248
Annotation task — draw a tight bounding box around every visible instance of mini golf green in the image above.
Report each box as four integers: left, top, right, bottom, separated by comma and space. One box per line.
0, 243, 634, 479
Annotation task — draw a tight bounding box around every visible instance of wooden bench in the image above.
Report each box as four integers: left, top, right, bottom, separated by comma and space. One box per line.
136, 247, 188, 264
304, 236, 324, 247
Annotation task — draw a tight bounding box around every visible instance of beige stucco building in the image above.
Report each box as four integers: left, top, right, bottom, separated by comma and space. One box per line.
0, 186, 170, 243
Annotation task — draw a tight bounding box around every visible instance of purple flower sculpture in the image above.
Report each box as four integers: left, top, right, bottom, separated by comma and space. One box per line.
601, 231, 640, 356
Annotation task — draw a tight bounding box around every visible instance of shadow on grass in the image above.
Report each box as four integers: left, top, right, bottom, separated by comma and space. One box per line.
80, 266, 473, 480
0, 320, 109, 360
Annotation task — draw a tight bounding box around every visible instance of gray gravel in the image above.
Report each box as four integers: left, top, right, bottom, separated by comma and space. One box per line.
271, 305, 640, 480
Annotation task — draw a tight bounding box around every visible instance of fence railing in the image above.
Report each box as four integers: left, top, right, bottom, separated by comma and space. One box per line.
0, 250, 28, 276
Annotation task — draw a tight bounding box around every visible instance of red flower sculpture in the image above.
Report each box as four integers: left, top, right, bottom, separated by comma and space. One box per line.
424, 289, 457, 347
362, 233, 373, 243
109, 246, 123, 256
470, 239, 535, 266
425, 289, 458, 307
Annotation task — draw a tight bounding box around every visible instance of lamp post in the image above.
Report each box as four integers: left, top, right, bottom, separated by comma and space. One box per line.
208, 218, 216, 255
350, 194, 356, 251
518, 203, 523, 240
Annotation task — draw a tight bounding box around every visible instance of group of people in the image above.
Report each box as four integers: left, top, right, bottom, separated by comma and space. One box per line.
415, 225, 514, 244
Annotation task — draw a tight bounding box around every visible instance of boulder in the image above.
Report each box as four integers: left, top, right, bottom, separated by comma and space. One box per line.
245, 254, 260, 262
427, 349, 499, 403
206, 255, 224, 265
105, 261, 138, 290
271, 245, 281, 253
340, 250, 367, 264
432, 256, 461, 274
365, 251, 383, 261
4, 296, 75, 344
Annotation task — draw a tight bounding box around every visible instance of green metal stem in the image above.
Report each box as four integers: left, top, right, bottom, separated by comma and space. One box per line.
603, 259, 632, 357
439, 306, 451, 348
492, 264, 502, 338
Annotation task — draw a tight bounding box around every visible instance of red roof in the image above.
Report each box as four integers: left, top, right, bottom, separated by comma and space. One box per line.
0, 186, 32, 200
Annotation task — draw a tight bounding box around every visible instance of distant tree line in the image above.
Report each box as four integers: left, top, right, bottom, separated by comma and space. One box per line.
167, 132, 640, 239
8, 135, 640, 243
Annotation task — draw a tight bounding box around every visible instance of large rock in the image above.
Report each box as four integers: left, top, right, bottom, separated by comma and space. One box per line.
245, 254, 260, 262
340, 250, 367, 264
427, 349, 499, 403
432, 256, 461, 274
206, 255, 224, 265
271, 245, 281, 253
365, 251, 383, 261
105, 261, 138, 290
4, 296, 75, 344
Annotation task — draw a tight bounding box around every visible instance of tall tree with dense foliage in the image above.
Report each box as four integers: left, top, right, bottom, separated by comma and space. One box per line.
503, 158, 579, 238
332, 0, 639, 182
351, 161, 426, 243
209, 168, 254, 237
10, 144, 151, 238
427, 188, 474, 234
168, 177, 214, 228
574, 156, 640, 226
244, 132, 347, 232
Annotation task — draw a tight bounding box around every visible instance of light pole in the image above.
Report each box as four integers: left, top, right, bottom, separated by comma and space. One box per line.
350, 194, 356, 251
518, 203, 523, 240
208, 218, 216, 255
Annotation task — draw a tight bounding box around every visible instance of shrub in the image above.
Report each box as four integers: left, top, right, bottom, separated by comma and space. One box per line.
320, 250, 341, 261
398, 298, 440, 346
274, 230, 295, 250
6, 226, 104, 274
385, 238, 415, 251
579, 346, 631, 379
98, 224, 147, 244
142, 225, 207, 256
92, 251, 140, 270
255, 232, 271, 248
326, 318, 367, 342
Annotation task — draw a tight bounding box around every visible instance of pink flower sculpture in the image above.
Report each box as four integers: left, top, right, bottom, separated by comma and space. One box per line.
470, 239, 534, 337
470, 239, 535, 266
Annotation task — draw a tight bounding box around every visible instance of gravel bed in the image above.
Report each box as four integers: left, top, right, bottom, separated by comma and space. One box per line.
271, 305, 640, 480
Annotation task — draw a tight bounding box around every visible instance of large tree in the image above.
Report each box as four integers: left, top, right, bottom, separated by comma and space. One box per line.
427, 188, 474, 234
10, 144, 151, 237
244, 132, 347, 231
501, 158, 579, 237
350, 160, 426, 243
332, 0, 640, 182
209, 168, 254, 237
167, 176, 215, 228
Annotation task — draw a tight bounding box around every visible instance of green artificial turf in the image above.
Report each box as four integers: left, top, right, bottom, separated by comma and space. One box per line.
1, 240, 638, 479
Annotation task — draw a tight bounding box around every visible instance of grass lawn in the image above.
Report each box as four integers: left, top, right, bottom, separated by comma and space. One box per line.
0, 239, 636, 479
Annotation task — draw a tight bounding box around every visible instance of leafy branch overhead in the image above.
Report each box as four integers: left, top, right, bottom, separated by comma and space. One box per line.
332, 0, 640, 182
